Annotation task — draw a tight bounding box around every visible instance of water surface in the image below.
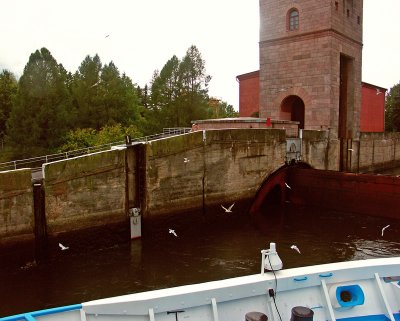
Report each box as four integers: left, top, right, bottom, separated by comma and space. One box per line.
0, 203, 399, 317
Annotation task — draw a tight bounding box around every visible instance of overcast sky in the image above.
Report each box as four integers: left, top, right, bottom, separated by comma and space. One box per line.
1, 0, 399, 109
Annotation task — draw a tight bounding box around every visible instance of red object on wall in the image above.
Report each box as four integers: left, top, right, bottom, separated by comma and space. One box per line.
266, 118, 271, 127
236, 71, 260, 117
360, 82, 386, 132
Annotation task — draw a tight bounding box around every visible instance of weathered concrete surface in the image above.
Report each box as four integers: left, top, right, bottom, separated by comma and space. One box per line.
44, 149, 127, 234
301, 130, 340, 171
0, 169, 34, 243
145, 129, 286, 217
358, 132, 400, 172
3, 128, 400, 243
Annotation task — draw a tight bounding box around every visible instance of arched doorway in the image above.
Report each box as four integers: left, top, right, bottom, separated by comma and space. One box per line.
280, 95, 305, 129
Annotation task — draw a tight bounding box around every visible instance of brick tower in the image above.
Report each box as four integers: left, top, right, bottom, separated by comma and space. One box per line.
259, 0, 363, 140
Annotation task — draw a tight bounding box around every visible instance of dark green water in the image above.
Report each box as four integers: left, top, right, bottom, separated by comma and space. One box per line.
0, 203, 399, 317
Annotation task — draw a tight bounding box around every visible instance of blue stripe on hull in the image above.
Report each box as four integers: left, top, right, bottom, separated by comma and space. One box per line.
0, 304, 82, 321
337, 314, 400, 321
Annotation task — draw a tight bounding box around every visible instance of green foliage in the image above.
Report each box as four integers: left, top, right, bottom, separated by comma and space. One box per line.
207, 99, 238, 119
148, 45, 212, 131
6, 48, 73, 156
58, 128, 98, 151
58, 124, 142, 152
0, 69, 17, 141
385, 82, 400, 132
2, 45, 232, 160
71, 56, 141, 130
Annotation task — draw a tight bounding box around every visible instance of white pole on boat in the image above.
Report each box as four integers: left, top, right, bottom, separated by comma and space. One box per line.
261, 242, 283, 274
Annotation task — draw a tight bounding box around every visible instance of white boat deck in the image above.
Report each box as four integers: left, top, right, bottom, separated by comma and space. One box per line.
2, 253, 400, 321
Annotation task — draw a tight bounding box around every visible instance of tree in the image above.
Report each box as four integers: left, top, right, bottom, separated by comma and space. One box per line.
0, 70, 17, 142
71, 54, 103, 129
71, 56, 141, 130
6, 48, 73, 156
207, 99, 238, 119
177, 45, 211, 125
385, 82, 400, 132
148, 45, 211, 130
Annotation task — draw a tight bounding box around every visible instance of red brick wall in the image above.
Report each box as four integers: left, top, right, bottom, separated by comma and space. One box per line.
360, 83, 385, 132
237, 71, 260, 117
259, 0, 363, 139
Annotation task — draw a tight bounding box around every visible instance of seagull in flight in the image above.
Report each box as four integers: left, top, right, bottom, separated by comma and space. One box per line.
59, 243, 69, 251
376, 88, 382, 95
105, 34, 110, 38
285, 182, 291, 189
184, 158, 190, 163
381, 225, 390, 236
169, 229, 177, 237
91, 80, 101, 88
290, 245, 301, 254
348, 148, 354, 152
221, 203, 235, 213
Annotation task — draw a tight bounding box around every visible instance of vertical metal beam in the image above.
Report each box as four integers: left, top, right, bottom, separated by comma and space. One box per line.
149, 308, 155, 321
211, 298, 219, 321
374, 273, 395, 321
320, 279, 336, 321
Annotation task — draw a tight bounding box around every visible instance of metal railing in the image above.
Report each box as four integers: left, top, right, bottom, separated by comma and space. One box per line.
0, 128, 191, 172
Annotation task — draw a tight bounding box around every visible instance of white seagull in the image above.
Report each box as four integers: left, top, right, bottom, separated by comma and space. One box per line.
221, 203, 235, 213
183, 158, 190, 163
376, 88, 382, 95
290, 245, 301, 254
381, 225, 390, 236
348, 148, 354, 152
169, 229, 178, 237
285, 182, 291, 189
91, 80, 101, 88
59, 243, 69, 251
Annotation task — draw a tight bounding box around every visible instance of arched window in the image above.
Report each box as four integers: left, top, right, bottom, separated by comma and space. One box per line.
288, 9, 299, 31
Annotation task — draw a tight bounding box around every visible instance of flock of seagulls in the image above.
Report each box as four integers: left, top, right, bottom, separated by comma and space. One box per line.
55, 169, 392, 260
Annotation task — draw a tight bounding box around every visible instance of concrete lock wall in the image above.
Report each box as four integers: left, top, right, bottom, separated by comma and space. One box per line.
44, 149, 127, 234
301, 130, 400, 173
144, 129, 287, 217
358, 132, 400, 173
0, 169, 34, 243
301, 130, 340, 171
3, 128, 400, 243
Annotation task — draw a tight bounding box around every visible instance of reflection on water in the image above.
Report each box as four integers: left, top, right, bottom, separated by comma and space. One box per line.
0, 203, 399, 317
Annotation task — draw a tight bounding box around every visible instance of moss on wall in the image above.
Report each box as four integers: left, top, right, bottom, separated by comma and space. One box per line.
44, 149, 127, 234
0, 169, 34, 242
